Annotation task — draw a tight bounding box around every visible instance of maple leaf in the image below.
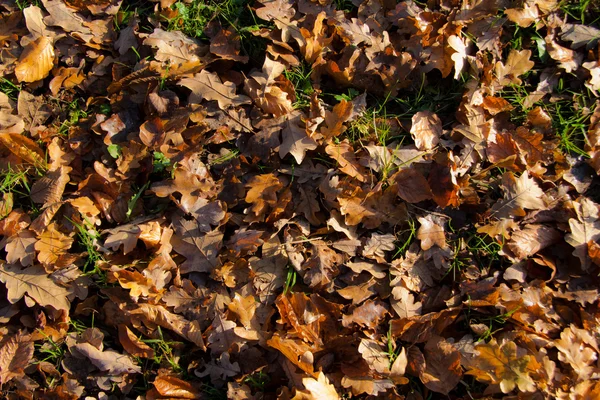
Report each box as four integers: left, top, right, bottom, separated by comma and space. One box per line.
179, 70, 251, 109
279, 111, 318, 164
14, 36, 54, 83
0, 263, 70, 311
465, 339, 538, 393
0, 332, 34, 386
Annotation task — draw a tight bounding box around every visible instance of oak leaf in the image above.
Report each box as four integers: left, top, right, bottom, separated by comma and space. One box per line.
465, 339, 538, 393
325, 140, 368, 182
245, 173, 284, 217
491, 171, 547, 218
179, 70, 251, 109
566, 197, 600, 271
118, 325, 155, 359
0, 133, 47, 170
302, 371, 339, 400
15, 36, 54, 83
72, 342, 141, 375
417, 216, 447, 251
0, 263, 70, 311
171, 219, 223, 274
279, 111, 317, 164
153, 375, 202, 399
5, 229, 36, 266
420, 336, 462, 394
0, 332, 34, 386
495, 50, 534, 88
35, 222, 73, 266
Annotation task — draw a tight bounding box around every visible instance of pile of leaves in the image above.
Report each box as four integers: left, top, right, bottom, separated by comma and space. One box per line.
1, 0, 600, 397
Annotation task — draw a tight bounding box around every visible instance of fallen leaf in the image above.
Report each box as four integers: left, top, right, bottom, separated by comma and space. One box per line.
0, 263, 70, 311
15, 36, 54, 83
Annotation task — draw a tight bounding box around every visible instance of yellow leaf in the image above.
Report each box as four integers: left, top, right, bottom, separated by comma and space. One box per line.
0, 133, 47, 170
15, 36, 55, 83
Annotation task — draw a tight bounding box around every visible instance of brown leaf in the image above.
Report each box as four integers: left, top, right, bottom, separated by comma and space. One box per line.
267, 333, 315, 376
506, 224, 561, 260
390, 308, 460, 343
326, 140, 368, 182
245, 173, 284, 217
342, 299, 388, 329
15, 36, 54, 83
420, 336, 462, 394
0, 262, 70, 311
131, 303, 206, 349
0, 332, 34, 386
30, 166, 71, 207
171, 219, 223, 274
279, 111, 318, 164
393, 168, 433, 203
118, 325, 155, 359
495, 50, 534, 87
179, 70, 251, 109
492, 171, 547, 218
153, 375, 202, 399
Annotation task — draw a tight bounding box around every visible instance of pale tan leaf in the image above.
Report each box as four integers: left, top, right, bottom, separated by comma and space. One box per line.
302, 371, 339, 400
72, 342, 141, 375
411, 111, 442, 151
417, 216, 447, 251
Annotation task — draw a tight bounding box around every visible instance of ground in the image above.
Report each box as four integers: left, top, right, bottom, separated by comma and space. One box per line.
0, 0, 600, 398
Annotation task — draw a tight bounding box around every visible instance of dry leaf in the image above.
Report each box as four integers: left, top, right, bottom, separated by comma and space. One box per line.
15, 36, 54, 83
